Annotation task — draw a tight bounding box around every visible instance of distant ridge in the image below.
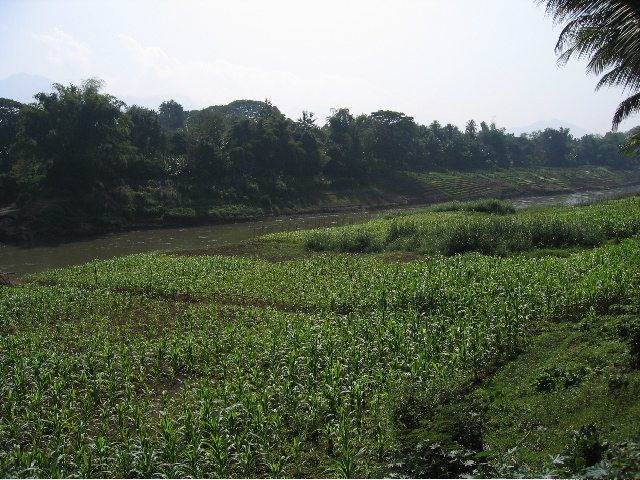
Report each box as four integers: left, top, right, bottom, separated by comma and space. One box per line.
119, 93, 201, 111
0, 73, 54, 103
0, 73, 200, 111
506, 119, 594, 138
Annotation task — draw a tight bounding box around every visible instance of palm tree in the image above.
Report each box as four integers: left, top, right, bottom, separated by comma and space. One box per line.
538, 0, 640, 150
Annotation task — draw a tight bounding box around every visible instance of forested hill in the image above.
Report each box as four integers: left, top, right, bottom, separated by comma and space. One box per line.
0, 79, 638, 242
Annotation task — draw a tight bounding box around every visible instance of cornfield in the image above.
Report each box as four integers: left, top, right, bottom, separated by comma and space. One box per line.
1, 197, 639, 477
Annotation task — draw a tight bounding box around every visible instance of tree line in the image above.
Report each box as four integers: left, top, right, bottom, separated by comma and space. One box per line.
0, 79, 635, 218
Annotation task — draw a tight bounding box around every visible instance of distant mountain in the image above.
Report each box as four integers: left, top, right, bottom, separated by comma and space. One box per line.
0, 73, 201, 111
119, 93, 201, 111
506, 119, 594, 138
0, 73, 55, 103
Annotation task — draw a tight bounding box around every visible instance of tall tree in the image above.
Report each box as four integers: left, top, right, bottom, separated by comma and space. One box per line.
0, 98, 23, 202
126, 105, 165, 182
0, 98, 23, 172
538, 0, 640, 152
537, 127, 575, 167
294, 111, 328, 178
184, 108, 228, 178
323, 108, 366, 177
465, 119, 478, 138
368, 110, 418, 170
478, 122, 511, 169
11, 78, 134, 195
127, 105, 163, 159
159, 100, 186, 130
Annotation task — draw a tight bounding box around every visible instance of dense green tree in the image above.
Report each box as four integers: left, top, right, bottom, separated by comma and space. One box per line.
508, 133, 541, 168
159, 99, 186, 130
465, 119, 478, 138
598, 131, 635, 167
0, 98, 23, 173
126, 105, 165, 183
206, 99, 280, 127
0, 98, 23, 202
293, 111, 328, 178
574, 133, 600, 165
227, 118, 258, 174
539, 0, 640, 153
323, 108, 366, 177
416, 121, 445, 170
536, 127, 574, 167
478, 122, 511, 169
127, 105, 164, 159
417, 121, 475, 171
1, 78, 637, 213
367, 110, 418, 170
10, 78, 134, 195
226, 109, 315, 179
183, 108, 228, 178
254, 111, 305, 177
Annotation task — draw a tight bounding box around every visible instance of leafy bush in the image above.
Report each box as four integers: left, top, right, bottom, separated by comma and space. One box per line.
428, 198, 517, 215
165, 207, 197, 223
564, 424, 608, 472
207, 204, 264, 221
391, 401, 485, 478
532, 364, 590, 392
302, 196, 640, 255
585, 441, 640, 479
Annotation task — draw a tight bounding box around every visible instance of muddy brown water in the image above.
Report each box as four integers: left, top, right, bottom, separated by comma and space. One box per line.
2, 185, 639, 278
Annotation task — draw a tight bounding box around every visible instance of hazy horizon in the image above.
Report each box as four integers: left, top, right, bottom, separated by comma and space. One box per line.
1, 0, 637, 135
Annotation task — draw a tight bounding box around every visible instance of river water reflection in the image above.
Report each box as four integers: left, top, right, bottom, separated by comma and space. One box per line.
0, 211, 378, 277
2, 185, 639, 278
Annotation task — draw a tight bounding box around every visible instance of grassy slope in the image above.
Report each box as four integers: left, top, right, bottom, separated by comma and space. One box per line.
476, 313, 640, 477
307, 167, 640, 212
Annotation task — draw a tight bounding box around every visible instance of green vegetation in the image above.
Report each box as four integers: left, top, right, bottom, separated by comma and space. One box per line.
299, 196, 640, 256
538, 0, 640, 155
1, 81, 639, 242
1, 197, 640, 477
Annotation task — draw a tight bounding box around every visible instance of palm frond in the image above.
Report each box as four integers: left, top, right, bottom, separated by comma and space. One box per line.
619, 126, 640, 157
612, 92, 640, 130
540, 0, 640, 129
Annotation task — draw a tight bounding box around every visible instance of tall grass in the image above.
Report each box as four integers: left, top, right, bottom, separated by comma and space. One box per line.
299, 196, 640, 255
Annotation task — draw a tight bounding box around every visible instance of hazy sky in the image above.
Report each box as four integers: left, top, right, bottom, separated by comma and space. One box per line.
1, 0, 637, 134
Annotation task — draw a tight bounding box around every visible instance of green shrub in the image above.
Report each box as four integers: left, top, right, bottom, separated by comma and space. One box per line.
391, 401, 485, 478
428, 198, 516, 215
564, 423, 608, 472
532, 364, 589, 392
207, 204, 263, 221
165, 207, 197, 223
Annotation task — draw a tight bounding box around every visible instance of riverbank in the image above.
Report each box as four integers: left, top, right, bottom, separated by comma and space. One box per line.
1, 166, 640, 246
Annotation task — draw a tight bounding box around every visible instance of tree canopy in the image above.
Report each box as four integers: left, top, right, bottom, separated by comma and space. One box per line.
0, 79, 636, 219
538, 0, 640, 152
10, 79, 134, 195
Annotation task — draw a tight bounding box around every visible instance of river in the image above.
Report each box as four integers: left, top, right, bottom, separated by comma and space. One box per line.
2, 185, 639, 278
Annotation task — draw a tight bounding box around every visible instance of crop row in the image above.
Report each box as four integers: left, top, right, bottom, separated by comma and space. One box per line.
1, 204, 639, 476
25, 238, 639, 319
